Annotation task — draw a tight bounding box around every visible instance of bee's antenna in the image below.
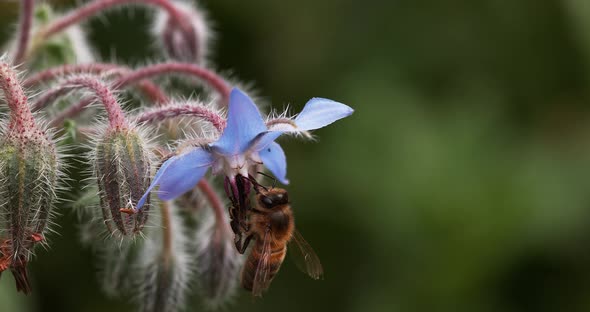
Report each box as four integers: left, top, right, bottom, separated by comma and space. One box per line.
256, 172, 276, 188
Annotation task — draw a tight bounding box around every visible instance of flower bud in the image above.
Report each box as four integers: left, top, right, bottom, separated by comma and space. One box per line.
194, 210, 242, 307
98, 240, 135, 297
136, 202, 193, 312
94, 128, 152, 237
153, 0, 210, 64
0, 58, 61, 294
0, 126, 59, 294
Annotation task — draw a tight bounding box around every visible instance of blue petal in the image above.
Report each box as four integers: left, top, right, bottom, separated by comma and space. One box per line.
259, 142, 289, 184
212, 88, 267, 155
136, 148, 214, 209
250, 131, 283, 153
248, 98, 353, 152
157, 148, 214, 200
294, 98, 354, 130
136, 155, 175, 209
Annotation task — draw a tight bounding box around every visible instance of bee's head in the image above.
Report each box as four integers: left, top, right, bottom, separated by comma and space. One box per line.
258, 188, 289, 208
240, 174, 289, 208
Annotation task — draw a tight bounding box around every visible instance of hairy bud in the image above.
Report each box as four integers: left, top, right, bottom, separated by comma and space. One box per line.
194, 210, 242, 307
0, 60, 60, 294
0, 131, 58, 251
153, 0, 211, 64
0, 133, 59, 294
93, 128, 151, 237
98, 240, 136, 297
136, 202, 193, 312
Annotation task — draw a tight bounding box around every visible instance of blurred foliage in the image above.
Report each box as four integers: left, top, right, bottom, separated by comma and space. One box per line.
3, 0, 590, 312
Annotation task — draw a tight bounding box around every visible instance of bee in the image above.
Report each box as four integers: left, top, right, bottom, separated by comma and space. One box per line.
236, 176, 323, 296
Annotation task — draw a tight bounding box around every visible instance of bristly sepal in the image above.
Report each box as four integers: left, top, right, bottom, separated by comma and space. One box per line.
0, 59, 61, 294
93, 126, 152, 238
0, 129, 59, 259
194, 210, 242, 308
152, 0, 211, 64
136, 202, 193, 312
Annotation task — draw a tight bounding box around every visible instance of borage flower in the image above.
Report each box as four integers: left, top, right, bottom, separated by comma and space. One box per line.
136, 88, 353, 209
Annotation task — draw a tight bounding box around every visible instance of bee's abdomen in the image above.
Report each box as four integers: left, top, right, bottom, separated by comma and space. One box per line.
242, 243, 286, 292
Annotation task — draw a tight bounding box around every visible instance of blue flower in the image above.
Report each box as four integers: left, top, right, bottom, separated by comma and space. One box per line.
136, 88, 353, 209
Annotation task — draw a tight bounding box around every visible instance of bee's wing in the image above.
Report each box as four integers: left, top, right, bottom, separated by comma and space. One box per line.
289, 230, 324, 280
252, 227, 273, 296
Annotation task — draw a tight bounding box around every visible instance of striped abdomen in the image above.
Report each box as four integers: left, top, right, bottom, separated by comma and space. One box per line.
242, 241, 286, 292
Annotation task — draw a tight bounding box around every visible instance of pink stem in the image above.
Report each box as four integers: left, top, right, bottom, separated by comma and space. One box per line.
32, 83, 80, 112
40, 76, 128, 129
0, 62, 38, 133
113, 62, 231, 101
197, 180, 231, 233
51, 62, 230, 125
13, 0, 35, 64
23, 63, 122, 87
136, 104, 226, 132
39, 0, 192, 40
24, 63, 169, 104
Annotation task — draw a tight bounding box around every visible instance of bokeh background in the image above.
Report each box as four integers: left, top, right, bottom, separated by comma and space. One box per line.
3, 0, 590, 311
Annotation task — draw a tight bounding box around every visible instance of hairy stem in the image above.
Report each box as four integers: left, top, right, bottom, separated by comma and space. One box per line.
137, 103, 226, 132
38, 0, 191, 40
159, 200, 173, 267
34, 75, 128, 129
13, 0, 35, 64
197, 180, 230, 234
0, 62, 38, 133
23, 63, 122, 87
112, 62, 231, 102
24, 63, 169, 104
51, 62, 229, 125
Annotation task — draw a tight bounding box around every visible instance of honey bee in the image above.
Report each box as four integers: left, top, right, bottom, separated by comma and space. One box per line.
236, 177, 323, 296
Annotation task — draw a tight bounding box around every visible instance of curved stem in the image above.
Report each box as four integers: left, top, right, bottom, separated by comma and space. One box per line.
137, 103, 226, 132
113, 62, 231, 102
197, 180, 231, 233
23, 63, 122, 87
159, 200, 173, 266
0, 62, 38, 133
13, 0, 35, 64
38, 0, 191, 40
24, 63, 169, 104
36, 75, 128, 129
49, 62, 228, 126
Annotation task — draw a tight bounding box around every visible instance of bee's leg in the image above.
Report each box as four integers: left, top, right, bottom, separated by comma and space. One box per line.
230, 219, 241, 235
234, 231, 243, 250
239, 234, 253, 254
239, 218, 250, 232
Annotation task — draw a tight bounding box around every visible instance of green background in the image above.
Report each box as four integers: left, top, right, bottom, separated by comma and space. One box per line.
3, 0, 590, 311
